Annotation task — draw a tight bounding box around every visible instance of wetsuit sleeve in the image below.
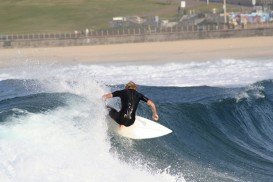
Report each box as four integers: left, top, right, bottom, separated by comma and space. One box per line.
112, 90, 123, 97
139, 93, 149, 103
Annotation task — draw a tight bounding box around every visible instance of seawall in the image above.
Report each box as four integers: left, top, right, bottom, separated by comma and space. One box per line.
1, 26, 273, 48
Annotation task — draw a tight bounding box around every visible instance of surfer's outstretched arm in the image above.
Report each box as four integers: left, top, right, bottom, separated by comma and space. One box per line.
147, 100, 159, 121
102, 93, 113, 100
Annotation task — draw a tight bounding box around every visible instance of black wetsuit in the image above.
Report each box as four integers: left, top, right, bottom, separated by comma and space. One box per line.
109, 89, 149, 127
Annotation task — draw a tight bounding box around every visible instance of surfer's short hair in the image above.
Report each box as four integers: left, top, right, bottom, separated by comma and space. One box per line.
125, 81, 137, 90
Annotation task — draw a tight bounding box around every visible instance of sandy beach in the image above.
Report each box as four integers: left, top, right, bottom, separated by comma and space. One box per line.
0, 36, 273, 68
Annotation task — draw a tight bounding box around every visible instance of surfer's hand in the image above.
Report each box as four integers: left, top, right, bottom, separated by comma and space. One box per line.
102, 93, 113, 101
153, 114, 159, 121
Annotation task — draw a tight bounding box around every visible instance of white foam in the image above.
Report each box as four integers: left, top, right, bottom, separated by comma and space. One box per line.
1, 59, 273, 87
235, 84, 265, 102
0, 103, 179, 181
0, 67, 181, 181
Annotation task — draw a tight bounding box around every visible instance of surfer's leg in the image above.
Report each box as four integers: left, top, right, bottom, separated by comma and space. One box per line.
109, 108, 123, 125
109, 108, 118, 120
122, 119, 134, 127
107, 107, 130, 126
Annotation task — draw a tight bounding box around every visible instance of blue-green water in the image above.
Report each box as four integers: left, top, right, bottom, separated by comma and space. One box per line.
1, 60, 273, 181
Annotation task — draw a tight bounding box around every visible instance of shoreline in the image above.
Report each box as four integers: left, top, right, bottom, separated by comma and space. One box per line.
1, 36, 273, 68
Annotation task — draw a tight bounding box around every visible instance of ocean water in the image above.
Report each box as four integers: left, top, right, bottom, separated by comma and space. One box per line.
1, 59, 273, 181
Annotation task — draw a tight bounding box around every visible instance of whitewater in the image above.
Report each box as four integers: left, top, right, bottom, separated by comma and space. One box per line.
1, 59, 273, 182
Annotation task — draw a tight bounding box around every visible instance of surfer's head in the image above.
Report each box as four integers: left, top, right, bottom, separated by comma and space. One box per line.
125, 81, 137, 90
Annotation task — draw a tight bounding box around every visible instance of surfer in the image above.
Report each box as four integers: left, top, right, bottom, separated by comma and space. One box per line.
102, 81, 159, 127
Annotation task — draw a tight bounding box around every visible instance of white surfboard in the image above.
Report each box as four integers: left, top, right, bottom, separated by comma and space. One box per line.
111, 116, 172, 139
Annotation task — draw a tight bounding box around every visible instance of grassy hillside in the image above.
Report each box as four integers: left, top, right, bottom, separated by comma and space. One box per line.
0, 0, 249, 34
0, 0, 180, 34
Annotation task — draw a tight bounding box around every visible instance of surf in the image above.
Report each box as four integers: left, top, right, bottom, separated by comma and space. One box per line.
0, 72, 180, 181
1, 59, 273, 181
1, 59, 273, 87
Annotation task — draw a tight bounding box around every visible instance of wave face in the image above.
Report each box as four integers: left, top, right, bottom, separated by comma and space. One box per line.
1, 59, 273, 181
140, 81, 273, 181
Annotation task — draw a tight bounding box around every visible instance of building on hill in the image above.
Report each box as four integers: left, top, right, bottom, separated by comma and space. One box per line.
178, 13, 225, 26
200, 0, 253, 6
109, 16, 148, 28
199, 0, 273, 8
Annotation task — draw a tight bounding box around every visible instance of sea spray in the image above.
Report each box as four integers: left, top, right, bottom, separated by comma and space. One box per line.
0, 67, 181, 181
